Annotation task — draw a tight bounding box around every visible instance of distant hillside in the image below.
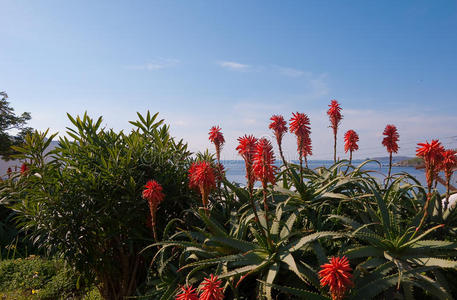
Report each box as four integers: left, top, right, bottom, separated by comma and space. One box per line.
367, 156, 414, 164
394, 157, 424, 167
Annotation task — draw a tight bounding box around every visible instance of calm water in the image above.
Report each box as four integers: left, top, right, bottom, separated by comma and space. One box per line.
222, 159, 453, 194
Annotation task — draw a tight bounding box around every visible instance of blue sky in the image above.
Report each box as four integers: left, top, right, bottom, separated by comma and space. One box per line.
2, 0, 457, 159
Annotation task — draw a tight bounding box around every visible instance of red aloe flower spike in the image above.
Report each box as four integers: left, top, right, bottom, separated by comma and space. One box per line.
20, 163, 28, 175
7, 167, 12, 176
176, 285, 199, 300
319, 256, 353, 300
253, 138, 277, 188
344, 130, 359, 165
199, 274, 224, 300
289, 112, 311, 177
236, 135, 258, 194
382, 124, 400, 181
327, 100, 343, 163
142, 180, 165, 241
236, 135, 263, 235
441, 149, 457, 210
416, 139, 445, 231
188, 161, 216, 210
252, 138, 276, 246
269, 115, 288, 167
208, 126, 225, 163
382, 125, 399, 154
416, 140, 445, 192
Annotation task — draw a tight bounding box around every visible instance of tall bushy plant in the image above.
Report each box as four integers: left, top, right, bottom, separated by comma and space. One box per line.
2, 112, 193, 299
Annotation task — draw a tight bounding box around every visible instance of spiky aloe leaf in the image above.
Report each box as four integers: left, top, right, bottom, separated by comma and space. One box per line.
402, 224, 446, 248
283, 231, 344, 252
258, 281, 330, 300
264, 262, 280, 300
178, 254, 250, 271
279, 209, 299, 239
352, 266, 436, 300
345, 246, 384, 259
404, 256, 457, 268
210, 236, 258, 252
198, 208, 228, 237
412, 273, 453, 300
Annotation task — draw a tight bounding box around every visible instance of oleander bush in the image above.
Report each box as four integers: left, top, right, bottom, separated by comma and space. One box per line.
1, 112, 196, 299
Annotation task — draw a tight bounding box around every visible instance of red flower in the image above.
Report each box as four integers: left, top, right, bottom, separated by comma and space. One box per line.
236, 135, 258, 189
176, 285, 199, 300
416, 140, 445, 190
143, 180, 165, 210
344, 130, 359, 153
209, 126, 225, 161
188, 162, 216, 208
289, 112, 311, 138
252, 138, 276, 187
319, 256, 353, 300
382, 125, 399, 154
20, 163, 28, 175
269, 115, 287, 146
300, 134, 313, 158
327, 100, 343, 135
7, 167, 12, 175
289, 112, 312, 159
214, 162, 226, 183
441, 149, 457, 179
142, 180, 165, 229
199, 274, 224, 300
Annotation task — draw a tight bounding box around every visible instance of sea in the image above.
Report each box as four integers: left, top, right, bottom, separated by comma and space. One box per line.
222, 159, 453, 194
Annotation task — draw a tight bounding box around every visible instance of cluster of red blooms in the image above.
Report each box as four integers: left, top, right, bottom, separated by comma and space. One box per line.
252, 138, 277, 188
289, 112, 312, 161
269, 115, 287, 149
208, 126, 225, 162
6, 163, 28, 177
442, 149, 457, 182
236, 135, 258, 191
343, 130, 359, 154
319, 256, 353, 300
416, 140, 445, 191
188, 161, 217, 209
176, 274, 224, 300
327, 100, 343, 135
142, 180, 165, 239
382, 125, 399, 154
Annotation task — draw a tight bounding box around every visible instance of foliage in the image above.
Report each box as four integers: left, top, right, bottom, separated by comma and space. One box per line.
3, 110, 457, 299
1, 112, 195, 299
0, 255, 92, 299
145, 161, 457, 299
0, 91, 32, 159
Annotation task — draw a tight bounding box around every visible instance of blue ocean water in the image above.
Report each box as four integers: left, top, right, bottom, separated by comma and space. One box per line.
222, 159, 451, 194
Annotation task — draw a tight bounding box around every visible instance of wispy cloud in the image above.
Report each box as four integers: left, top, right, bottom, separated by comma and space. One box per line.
126, 58, 179, 70
218, 61, 250, 71
275, 66, 305, 78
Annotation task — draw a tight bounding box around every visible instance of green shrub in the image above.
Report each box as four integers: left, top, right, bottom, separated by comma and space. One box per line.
2, 112, 194, 299
0, 255, 88, 299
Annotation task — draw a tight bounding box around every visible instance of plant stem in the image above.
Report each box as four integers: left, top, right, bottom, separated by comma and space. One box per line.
333, 131, 337, 163
299, 155, 303, 183
248, 187, 264, 236
304, 155, 308, 169
417, 185, 432, 232
278, 142, 288, 169
445, 175, 450, 211
387, 152, 392, 181
349, 151, 352, 165
262, 186, 273, 248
